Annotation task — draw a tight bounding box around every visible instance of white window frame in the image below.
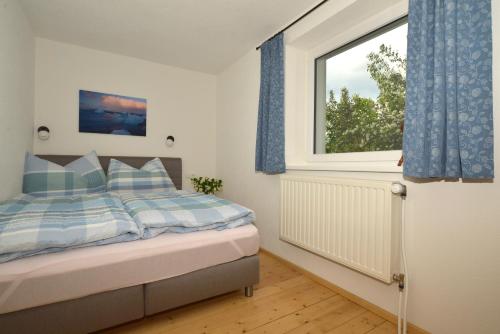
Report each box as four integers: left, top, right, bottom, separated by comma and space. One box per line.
286, 4, 408, 173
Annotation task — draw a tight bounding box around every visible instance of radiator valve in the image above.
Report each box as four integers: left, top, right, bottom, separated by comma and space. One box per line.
391, 182, 407, 197
393, 273, 405, 290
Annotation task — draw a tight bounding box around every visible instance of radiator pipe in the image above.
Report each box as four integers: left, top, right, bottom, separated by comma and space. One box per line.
392, 182, 408, 334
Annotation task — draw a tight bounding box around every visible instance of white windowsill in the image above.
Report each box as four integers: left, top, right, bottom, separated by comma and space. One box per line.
286, 150, 403, 173
286, 164, 402, 173
286, 158, 403, 173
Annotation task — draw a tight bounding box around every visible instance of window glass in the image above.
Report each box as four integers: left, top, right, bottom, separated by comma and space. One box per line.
314, 18, 408, 154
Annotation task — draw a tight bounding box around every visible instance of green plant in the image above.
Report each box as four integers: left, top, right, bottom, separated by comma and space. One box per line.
190, 176, 223, 195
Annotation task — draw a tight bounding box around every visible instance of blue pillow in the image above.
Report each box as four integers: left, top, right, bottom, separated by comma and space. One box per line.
107, 158, 176, 192
23, 151, 106, 197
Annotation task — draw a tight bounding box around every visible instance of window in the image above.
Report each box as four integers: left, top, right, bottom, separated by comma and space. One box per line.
314, 17, 408, 155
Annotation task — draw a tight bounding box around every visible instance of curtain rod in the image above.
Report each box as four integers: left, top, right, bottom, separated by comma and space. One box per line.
256, 0, 329, 50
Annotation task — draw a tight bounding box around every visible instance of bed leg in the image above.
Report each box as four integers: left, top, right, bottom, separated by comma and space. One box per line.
244, 286, 254, 297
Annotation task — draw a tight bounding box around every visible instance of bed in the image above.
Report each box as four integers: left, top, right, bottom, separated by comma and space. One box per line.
0, 155, 260, 334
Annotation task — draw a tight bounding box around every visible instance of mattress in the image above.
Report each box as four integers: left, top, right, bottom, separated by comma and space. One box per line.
0, 224, 259, 314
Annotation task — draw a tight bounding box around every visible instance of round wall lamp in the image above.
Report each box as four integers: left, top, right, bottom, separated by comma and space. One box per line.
37, 126, 50, 140
166, 135, 175, 147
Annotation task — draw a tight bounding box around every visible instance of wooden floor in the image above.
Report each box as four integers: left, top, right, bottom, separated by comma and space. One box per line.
104, 252, 411, 334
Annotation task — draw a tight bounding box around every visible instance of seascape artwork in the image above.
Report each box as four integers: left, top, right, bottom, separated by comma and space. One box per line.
79, 90, 147, 136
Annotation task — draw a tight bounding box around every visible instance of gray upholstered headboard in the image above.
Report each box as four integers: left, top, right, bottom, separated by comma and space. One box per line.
37, 155, 183, 190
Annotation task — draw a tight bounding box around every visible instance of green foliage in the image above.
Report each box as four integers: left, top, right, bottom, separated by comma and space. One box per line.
190, 176, 223, 195
324, 44, 406, 153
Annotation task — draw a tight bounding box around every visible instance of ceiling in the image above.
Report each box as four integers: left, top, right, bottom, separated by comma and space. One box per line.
20, 0, 320, 74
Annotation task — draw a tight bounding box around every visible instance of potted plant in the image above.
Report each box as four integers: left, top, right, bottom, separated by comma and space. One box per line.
189, 176, 223, 195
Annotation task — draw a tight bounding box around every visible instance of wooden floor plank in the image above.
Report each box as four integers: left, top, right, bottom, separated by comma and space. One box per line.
366, 321, 398, 334
366, 321, 423, 334
325, 312, 385, 334
248, 295, 364, 334
104, 276, 312, 334
154, 280, 335, 334
103, 252, 418, 334
283, 300, 368, 334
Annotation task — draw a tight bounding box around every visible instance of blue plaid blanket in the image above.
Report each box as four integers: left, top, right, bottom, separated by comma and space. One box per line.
0, 193, 140, 263
119, 191, 255, 238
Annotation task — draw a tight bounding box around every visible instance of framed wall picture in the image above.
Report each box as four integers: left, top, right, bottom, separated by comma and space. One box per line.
79, 90, 147, 136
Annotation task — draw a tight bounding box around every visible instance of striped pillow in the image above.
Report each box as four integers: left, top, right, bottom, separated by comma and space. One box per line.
107, 158, 176, 192
23, 151, 106, 197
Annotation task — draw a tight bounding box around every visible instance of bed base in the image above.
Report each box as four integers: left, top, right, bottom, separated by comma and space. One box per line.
0, 255, 259, 334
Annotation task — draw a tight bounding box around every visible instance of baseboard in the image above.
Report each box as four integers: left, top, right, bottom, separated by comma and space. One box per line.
259, 248, 430, 334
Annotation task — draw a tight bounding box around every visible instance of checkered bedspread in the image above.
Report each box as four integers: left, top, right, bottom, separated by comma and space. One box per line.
118, 191, 255, 238
0, 193, 140, 263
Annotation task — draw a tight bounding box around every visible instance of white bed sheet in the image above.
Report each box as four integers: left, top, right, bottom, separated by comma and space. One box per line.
0, 224, 259, 314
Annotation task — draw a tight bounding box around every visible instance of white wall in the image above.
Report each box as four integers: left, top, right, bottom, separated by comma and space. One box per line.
215, 1, 500, 333
0, 0, 34, 201
34, 38, 217, 189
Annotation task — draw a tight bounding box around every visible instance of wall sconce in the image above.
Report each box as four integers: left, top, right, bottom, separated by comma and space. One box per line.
37, 126, 50, 140
166, 135, 175, 147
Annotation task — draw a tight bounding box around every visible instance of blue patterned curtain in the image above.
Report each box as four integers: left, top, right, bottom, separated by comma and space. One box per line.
403, 0, 493, 179
255, 33, 286, 174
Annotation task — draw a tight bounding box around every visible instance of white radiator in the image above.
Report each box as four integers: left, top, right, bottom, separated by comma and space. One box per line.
280, 174, 401, 283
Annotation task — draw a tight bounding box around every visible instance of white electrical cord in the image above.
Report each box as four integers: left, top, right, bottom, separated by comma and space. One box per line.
401, 197, 408, 334
398, 289, 403, 334
398, 196, 409, 334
